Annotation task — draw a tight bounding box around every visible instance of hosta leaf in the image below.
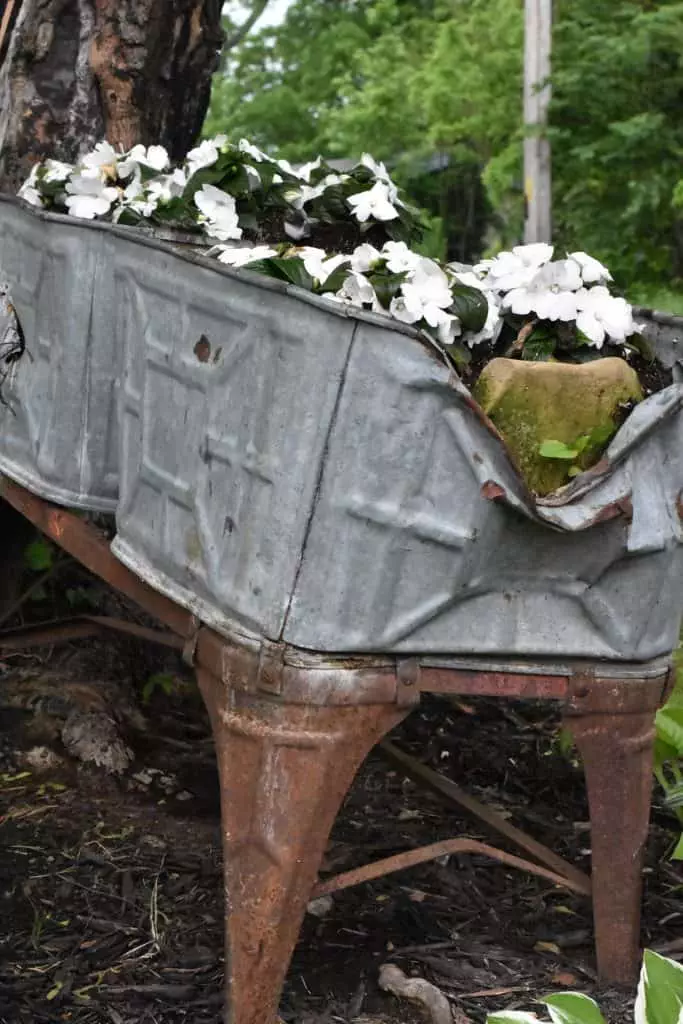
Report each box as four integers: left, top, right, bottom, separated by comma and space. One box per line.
487, 1013, 542, 1024
449, 283, 488, 332
538, 440, 579, 460
671, 833, 683, 860
655, 707, 683, 758
542, 992, 607, 1024
639, 950, 683, 1024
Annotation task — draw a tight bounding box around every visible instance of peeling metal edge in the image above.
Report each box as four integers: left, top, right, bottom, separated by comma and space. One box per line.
0, 452, 117, 512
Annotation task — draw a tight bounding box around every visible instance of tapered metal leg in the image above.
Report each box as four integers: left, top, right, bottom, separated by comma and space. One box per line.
566, 676, 663, 985
197, 666, 408, 1024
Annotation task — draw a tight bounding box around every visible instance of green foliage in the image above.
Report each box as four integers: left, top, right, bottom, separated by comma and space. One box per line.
206, 0, 683, 290
141, 673, 177, 705
23, 538, 53, 572
653, 648, 683, 857
487, 950, 683, 1024
538, 425, 616, 476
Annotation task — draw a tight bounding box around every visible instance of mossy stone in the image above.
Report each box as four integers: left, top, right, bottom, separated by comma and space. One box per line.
472, 357, 643, 495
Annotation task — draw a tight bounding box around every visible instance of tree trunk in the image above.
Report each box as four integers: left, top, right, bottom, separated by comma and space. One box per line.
0, 0, 224, 193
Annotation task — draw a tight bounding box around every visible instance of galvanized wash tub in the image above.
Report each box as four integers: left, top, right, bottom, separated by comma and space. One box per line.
0, 196, 205, 511
0, 195, 122, 510
107, 228, 683, 661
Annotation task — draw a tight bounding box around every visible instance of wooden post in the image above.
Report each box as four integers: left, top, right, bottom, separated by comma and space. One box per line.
524, 0, 552, 243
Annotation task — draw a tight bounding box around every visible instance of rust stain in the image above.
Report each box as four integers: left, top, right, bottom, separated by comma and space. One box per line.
194, 334, 211, 362
481, 480, 506, 502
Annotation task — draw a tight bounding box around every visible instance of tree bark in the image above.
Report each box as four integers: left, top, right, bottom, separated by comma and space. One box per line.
0, 0, 224, 192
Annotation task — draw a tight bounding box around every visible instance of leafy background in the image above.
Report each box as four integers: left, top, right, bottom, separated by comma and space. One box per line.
208, 0, 683, 307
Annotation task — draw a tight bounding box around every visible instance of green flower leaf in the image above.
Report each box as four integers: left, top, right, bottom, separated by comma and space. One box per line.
449, 283, 488, 332
244, 257, 315, 291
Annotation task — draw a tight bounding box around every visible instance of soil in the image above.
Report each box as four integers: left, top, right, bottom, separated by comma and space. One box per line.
460, 339, 673, 398
1, 625, 682, 1024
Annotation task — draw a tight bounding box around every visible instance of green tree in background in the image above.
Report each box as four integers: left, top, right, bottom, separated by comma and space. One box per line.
207, 0, 683, 293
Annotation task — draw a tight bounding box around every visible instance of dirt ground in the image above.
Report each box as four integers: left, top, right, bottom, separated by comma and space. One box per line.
0, 627, 682, 1024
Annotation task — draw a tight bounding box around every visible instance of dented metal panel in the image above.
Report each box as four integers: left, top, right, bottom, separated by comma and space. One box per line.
0, 196, 119, 510
283, 320, 683, 658
108, 232, 355, 639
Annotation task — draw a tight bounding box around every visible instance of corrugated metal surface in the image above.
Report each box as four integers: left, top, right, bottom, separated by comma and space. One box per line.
109, 232, 355, 639
0, 197, 119, 510
285, 321, 683, 658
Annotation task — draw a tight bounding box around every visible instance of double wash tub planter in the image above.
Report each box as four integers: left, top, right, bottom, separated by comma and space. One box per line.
1, 194, 683, 1017
1, 194, 681, 660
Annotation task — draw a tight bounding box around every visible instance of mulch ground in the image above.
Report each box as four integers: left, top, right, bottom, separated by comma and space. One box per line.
0, 631, 682, 1024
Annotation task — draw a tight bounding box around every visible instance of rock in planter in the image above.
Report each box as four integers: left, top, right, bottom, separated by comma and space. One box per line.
473, 357, 643, 495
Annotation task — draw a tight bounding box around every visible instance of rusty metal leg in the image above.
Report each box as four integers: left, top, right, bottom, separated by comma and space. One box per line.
566, 675, 664, 985
197, 667, 408, 1024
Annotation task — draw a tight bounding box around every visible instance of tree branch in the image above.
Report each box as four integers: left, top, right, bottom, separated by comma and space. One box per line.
222, 0, 270, 61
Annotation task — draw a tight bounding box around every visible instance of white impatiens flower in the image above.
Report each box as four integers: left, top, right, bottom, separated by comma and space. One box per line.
276, 157, 298, 177
81, 141, 120, 177
359, 153, 400, 202
350, 243, 382, 273
390, 257, 454, 330
185, 135, 227, 178
238, 138, 270, 163
18, 165, 43, 207
65, 174, 119, 219
503, 259, 583, 321
297, 156, 323, 182
215, 245, 278, 267
335, 271, 381, 311
478, 242, 554, 292
382, 240, 422, 274
194, 184, 242, 241
348, 181, 399, 223
43, 159, 73, 183
289, 173, 344, 209
148, 167, 187, 202
568, 250, 612, 284
118, 144, 169, 178
575, 286, 638, 347
298, 247, 349, 285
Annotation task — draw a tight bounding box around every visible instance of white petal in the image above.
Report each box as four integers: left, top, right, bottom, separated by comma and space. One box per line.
350, 243, 382, 273
569, 250, 612, 283
505, 287, 535, 316
389, 294, 421, 324
512, 242, 554, 267
65, 194, 112, 219
576, 310, 605, 347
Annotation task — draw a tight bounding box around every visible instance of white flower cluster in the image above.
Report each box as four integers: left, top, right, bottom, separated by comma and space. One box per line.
17, 142, 639, 359
214, 239, 501, 348
475, 243, 638, 347
17, 137, 407, 241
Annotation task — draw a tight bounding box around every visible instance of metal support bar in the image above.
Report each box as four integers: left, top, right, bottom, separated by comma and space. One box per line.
311, 835, 590, 900
379, 739, 591, 893
0, 615, 184, 652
